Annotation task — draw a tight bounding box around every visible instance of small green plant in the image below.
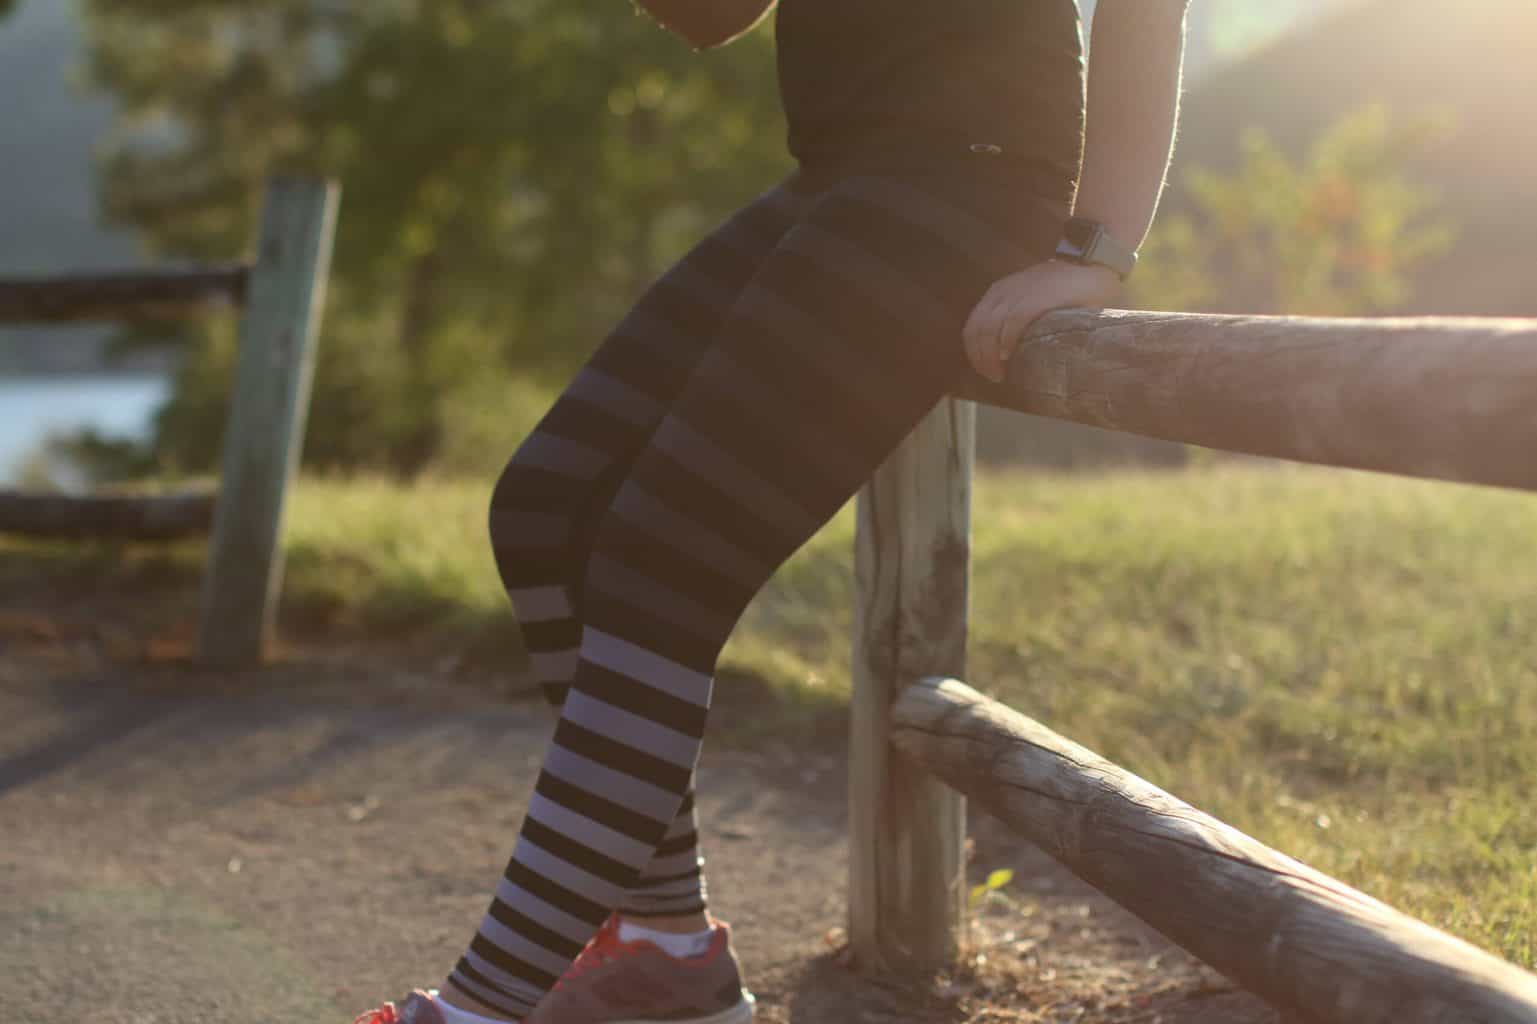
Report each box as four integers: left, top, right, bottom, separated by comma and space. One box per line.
968, 868, 1015, 911
1131, 103, 1456, 316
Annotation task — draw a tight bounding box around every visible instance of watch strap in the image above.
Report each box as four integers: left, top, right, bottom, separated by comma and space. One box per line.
1055, 217, 1138, 279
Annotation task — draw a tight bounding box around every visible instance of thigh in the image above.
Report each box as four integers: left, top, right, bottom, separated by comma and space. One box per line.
579, 171, 1068, 668
487, 177, 813, 589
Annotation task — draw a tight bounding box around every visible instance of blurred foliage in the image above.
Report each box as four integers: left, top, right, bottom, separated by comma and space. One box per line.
81, 0, 789, 476
79, 6, 1456, 479
13, 426, 162, 493
1130, 104, 1457, 315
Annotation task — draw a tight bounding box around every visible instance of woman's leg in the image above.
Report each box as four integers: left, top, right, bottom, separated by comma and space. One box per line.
482, 178, 812, 940
453, 169, 1067, 1021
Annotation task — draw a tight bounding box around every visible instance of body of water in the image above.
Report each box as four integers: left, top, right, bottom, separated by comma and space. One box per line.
0, 375, 170, 485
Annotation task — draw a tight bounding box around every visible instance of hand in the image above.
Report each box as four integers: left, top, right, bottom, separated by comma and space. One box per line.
962, 260, 1122, 384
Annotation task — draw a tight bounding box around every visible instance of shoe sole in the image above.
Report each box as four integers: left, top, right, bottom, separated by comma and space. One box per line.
608, 990, 755, 1024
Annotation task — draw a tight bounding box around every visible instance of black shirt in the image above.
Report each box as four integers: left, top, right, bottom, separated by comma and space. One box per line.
775, 0, 1086, 201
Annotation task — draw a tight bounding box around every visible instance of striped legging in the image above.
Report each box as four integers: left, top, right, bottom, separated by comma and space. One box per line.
451, 160, 1069, 1018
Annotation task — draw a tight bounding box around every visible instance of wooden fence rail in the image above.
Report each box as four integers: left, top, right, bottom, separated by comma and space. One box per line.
850, 310, 1537, 1016
0, 176, 338, 667
0, 490, 213, 541
0, 264, 248, 323
954, 309, 1537, 492
893, 677, 1537, 1024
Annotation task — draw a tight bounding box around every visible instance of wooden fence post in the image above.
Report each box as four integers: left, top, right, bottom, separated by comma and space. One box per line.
848, 397, 974, 972
198, 177, 338, 666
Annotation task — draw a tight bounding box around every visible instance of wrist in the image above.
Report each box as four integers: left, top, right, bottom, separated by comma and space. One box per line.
1047, 258, 1122, 293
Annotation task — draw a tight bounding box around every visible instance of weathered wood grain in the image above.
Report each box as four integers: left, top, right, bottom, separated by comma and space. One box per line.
0, 266, 247, 323
848, 399, 974, 972
892, 676, 1537, 1024
952, 309, 1537, 492
0, 489, 214, 540
198, 178, 338, 667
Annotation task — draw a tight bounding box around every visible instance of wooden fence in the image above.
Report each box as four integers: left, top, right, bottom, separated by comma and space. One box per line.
850, 309, 1537, 1022
0, 176, 339, 666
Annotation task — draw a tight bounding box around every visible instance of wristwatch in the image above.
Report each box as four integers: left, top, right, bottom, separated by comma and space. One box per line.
1054, 217, 1138, 280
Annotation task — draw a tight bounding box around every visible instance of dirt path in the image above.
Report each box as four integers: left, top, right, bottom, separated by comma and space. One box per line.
0, 632, 1285, 1023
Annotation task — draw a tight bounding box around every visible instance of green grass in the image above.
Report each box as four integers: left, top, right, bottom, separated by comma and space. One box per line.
6, 461, 1535, 966
957, 465, 1537, 970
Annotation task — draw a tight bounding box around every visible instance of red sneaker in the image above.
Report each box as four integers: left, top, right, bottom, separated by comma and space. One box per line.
352, 989, 445, 1024
524, 915, 755, 1023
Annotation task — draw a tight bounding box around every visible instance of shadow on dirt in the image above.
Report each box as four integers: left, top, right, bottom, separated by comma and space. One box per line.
0, 685, 165, 795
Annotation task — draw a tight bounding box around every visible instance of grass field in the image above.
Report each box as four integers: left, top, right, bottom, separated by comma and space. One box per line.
8, 461, 1535, 968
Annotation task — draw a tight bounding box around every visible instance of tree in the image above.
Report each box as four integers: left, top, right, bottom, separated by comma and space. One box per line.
1129, 104, 1456, 316
82, 1, 789, 476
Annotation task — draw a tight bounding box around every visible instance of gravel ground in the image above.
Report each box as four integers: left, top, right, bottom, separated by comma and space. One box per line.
0, 613, 1285, 1024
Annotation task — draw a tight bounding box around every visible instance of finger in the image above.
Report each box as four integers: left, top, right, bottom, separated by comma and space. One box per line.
973, 310, 1006, 381
996, 302, 1046, 367
983, 301, 1018, 380
963, 297, 1001, 377
962, 312, 984, 371
962, 286, 1000, 354
967, 316, 999, 380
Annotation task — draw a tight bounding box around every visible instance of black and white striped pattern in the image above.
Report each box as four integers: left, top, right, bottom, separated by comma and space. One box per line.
454, 165, 1067, 1018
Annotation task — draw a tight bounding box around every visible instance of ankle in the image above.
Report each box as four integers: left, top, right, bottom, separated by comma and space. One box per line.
435, 980, 520, 1023
617, 911, 711, 934
616, 914, 716, 959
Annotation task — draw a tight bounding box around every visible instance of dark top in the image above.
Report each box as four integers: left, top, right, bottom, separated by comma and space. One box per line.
775, 0, 1086, 201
